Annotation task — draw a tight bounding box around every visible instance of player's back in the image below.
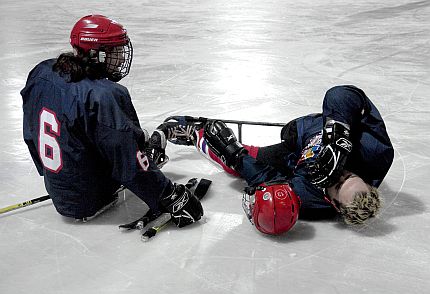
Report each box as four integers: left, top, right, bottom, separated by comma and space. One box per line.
21, 59, 122, 218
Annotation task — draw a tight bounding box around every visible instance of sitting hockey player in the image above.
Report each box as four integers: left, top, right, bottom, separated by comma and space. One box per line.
21, 15, 203, 228
153, 85, 394, 231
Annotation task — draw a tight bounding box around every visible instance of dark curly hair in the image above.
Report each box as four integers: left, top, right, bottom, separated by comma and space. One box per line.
52, 50, 107, 83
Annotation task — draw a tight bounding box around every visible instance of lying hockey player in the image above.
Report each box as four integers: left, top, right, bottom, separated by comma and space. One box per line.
21, 15, 203, 228
151, 85, 394, 234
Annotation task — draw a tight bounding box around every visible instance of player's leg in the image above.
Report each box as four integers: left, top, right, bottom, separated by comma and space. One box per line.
195, 120, 295, 177
77, 183, 122, 222
195, 128, 241, 176
195, 126, 286, 187
203, 120, 248, 169
253, 142, 294, 177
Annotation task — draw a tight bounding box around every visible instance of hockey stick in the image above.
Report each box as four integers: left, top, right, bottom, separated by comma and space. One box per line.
0, 186, 127, 216
141, 178, 212, 241
0, 150, 168, 216
0, 195, 50, 215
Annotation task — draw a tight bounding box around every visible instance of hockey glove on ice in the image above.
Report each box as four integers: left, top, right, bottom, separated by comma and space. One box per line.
160, 183, 203, 228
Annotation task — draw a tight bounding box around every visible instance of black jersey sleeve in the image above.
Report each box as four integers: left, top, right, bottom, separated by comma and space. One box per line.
23, 110, 44, 176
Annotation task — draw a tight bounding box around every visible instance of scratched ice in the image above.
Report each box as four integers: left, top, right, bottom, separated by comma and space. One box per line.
0, 1, 429, 293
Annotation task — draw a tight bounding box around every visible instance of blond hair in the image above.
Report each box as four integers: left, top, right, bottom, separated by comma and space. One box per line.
339, 186, 381, 225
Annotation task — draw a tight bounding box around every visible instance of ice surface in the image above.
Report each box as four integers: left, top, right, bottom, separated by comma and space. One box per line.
0, 0, 429, 293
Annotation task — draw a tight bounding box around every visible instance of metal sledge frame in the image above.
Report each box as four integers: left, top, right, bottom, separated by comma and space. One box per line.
221, 119, 285, 143
163, 116, 285, 143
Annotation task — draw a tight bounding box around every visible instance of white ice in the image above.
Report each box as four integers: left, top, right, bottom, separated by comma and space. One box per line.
0, 0, 429, 293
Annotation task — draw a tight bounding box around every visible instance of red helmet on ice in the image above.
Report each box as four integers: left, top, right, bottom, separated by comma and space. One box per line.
70, 15, 133, 81
242, 182, 301, 235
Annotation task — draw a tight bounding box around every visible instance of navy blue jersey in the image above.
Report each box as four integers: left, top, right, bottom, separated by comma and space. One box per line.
293, 86, 394, 187
239, 85, 394, 215
21, 59, 171, 218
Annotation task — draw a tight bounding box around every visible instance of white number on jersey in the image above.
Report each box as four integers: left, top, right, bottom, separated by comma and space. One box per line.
137, 151, 149, 171
38, 108, 63, 172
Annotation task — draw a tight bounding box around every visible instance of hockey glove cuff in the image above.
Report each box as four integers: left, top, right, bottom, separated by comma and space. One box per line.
307, 119, 352, 188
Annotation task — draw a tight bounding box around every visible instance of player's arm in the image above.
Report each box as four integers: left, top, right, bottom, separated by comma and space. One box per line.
306, 86, 366, 188
306, 119, 352, 188
88, 92, 202, 226
23, 107, 44, 176
322, 85, 368, 128
145, 128, 169, 168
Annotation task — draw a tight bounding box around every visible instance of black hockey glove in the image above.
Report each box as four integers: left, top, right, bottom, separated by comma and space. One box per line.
307, 119, 352, 188
160, 183, 203, 228
146, 130, 169, 168
204, 120, 247, 169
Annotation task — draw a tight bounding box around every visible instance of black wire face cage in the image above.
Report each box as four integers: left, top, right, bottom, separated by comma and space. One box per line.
102, 40, 133, 82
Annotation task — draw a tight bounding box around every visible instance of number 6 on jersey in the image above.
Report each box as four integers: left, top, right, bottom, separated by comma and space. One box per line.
39, 108, 63, 173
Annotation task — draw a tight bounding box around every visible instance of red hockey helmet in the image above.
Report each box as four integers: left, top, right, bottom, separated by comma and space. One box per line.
242, 182, 301, 235
70, 15, 133, 81
70, 15, 129, 52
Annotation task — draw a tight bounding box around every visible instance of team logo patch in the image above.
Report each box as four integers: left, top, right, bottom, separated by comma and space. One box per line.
297, 133, 323, 165
262, 192, 271, 201
275, 189, 287, 200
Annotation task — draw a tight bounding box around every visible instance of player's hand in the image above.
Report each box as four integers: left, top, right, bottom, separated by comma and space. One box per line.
160, 184, 203, 228
146, 130, 169, 168
306, 144, 345, 188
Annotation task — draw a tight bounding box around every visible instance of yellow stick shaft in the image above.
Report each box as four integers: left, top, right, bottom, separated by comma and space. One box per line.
0, 195, 50, 214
